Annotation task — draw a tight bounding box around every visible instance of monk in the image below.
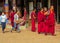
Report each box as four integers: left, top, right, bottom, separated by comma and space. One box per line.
31, 8, 36, 32
10, 10, 16, 32
48, 6, 55, 36
24, 7, 27, 21
43, 7, 49, 35
38, 8, 45, 34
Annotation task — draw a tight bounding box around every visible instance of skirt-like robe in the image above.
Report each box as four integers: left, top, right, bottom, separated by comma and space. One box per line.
45, 10, 55, 35
31, 11, 36, 32
10, 12, 15, 27
38, 11, 45, 33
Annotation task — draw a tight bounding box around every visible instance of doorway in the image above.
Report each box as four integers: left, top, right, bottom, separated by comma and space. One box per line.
16, 0, 24, 17
42, 0, 48, 8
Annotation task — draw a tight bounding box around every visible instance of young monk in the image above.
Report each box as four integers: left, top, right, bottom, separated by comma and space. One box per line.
48, 6, 55, 36
10, 10, 16, 32
38, 8, 45, 34
24, 7, 27, 21
31, 8, 36, 32
43, 7, 49, 35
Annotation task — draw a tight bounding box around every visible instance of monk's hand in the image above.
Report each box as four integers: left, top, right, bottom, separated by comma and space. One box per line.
44, 12, 49, 15
33, 15, 36, 19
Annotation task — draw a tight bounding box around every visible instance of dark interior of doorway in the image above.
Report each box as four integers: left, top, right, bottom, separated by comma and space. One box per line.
8, 0, 12, 10
42, 0, 48, 8
16, 0, 24, 17
58, 0, 60, 23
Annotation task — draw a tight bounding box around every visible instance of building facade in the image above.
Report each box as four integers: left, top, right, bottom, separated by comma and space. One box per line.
0, 0, 60, 23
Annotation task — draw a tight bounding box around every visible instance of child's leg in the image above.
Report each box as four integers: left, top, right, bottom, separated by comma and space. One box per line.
4, 22, 6, 30
1, 22, 6, 33
1, 22, 4, 32
14, 22, 17, 30
16, 24, 20, 32
11, 22, 14, 30
11, 22, 16, 32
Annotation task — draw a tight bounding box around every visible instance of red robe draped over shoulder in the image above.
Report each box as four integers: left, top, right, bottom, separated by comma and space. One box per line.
45, 10, 55, 35
10, 12, 15, 27
48, 10, 55, 35
24, 10, 27, 21
38, 11, 45, 33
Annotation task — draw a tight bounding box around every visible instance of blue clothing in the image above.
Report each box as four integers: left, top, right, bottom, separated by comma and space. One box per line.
1, 22, 6, 31
14, 22, 20, 31
1, 14, 7, 31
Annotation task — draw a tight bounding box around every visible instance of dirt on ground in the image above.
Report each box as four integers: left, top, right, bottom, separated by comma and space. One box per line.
0, 23, 60, 43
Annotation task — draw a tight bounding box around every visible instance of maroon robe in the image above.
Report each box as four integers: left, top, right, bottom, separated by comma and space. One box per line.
38, 11, 45, 33
10, 12, 15, 27
44, 15, 49, 34
45, 10, 55, 35
48, 10, 55, 35
24, 10, 27, 21
31, 11, 36, 32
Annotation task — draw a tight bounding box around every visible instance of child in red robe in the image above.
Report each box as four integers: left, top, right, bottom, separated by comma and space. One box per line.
48, 6, 55, 36
24, 7, 27, 21
31, 8, 36, 32
44, 6, 55, 36
43, 7, 49, 35
10, 10, 16, 32
38, 8, 45, 34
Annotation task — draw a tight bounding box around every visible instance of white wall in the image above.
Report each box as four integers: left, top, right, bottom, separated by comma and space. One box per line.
29, 2, 33, 19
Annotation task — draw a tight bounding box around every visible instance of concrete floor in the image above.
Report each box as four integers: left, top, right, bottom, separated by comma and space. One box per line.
0, 23, 60, 43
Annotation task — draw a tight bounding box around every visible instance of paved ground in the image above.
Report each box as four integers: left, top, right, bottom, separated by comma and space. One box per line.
0, 23, 60, 43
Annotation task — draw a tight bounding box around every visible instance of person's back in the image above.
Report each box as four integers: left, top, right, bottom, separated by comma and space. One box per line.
1, 14, 7, 23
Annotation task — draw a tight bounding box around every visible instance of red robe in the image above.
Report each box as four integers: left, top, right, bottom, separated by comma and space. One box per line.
44, 15, 49, 34
10, 12, 15, 27
38, 11, 45, 33
45, 10, 55, 35
48, 10, 55, 35
24, 10, 27, 21
31, 11, 36, 32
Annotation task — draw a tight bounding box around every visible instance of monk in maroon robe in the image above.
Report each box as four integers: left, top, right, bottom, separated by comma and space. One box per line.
24, 8, 27, 21
48, 6, 55, 35
10, 10, 15, 31
44, 6, 55, 36
38, 8, 45, 33
44, 12, 49, 35
43, 7, 49, 35
31, 8, 36, 32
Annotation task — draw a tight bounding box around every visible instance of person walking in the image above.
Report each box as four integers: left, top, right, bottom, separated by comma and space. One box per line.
38, 8, 45, 34
1, 12, 7, 33
10, 10, 16, 32
31, 8, 36, 32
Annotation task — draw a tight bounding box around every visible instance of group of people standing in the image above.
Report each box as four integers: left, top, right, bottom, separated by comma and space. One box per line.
31, 5, 56, 36
0, 7, 27, 33
10, 7, 27, 33
0, 5, 56, 36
